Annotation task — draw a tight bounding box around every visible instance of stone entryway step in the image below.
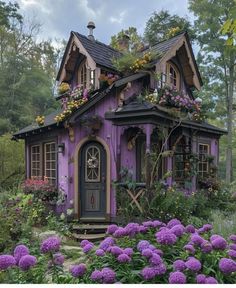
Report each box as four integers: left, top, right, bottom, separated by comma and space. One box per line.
73, 224, 109, 231
72, 233, 106, 241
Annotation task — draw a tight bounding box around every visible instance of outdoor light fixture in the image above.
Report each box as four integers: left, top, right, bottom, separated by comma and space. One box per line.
58, 143, 65, 154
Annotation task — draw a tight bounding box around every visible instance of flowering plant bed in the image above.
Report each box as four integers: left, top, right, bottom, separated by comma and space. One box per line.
1, 218, 235, 283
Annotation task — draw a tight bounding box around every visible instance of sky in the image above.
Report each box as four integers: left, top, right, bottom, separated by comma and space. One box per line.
16, 0, 192, 45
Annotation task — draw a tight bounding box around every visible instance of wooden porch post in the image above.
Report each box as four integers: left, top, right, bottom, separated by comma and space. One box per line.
145, 124, 152, 189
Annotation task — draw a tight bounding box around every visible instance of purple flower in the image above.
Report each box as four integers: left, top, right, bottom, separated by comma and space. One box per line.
156, 230, 177, 245
196, 274, 206, 284
201, 241, 212, 253
149, 254, 162, 266
113, 227, 127, 238
90, 269, 103, 282
123, 248, 133, 256
153, 263, 167, 275
53, 253, 64, 265
83, 243, 94, 253
110, 246, 123, 256
99, 237, 115, 251
153, 220, 163, 228
169, 271, 186, 284
167, 218, 182, 229
205, 277, 218, 284
229, 243, 236, 250
142, 221, 154, 228
140, 266, 156, 280
173, 260, 186, 271
95, 249, 105, 257
117, 253, 131, 263
210, 234, 220, 242
0, 255, 16, 270
203, 224, 213, 232
40, 236, 61, 254
142, 248, 153, 258
101, 267, 116, 284
229, 235, 236, 243
197, 227, 205, 234
211, 236, 227, 250
137, 240, 150, 252
184, 244, 195, 254
185, 225, 195, 233
185, 257, 201, 272
153, 249, 164, 257
170, 224, 185, 237
228, 250, 236, 258
80, 239, 90, 248
139, 225, 148, 233
107, 224, 118, 234
18, 255, 37, 271
219, 258, 236, 274
190, 234, 204, 246
70, 263, 87, 277
125, 222, 140, 237
14, 244, 30, 264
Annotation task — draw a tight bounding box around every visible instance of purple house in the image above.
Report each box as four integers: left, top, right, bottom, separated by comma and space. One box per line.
13, 23, 226, 223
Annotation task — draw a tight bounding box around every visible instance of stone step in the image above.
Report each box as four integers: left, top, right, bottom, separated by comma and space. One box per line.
72, 233, 106, 241
72, 224, 109, 231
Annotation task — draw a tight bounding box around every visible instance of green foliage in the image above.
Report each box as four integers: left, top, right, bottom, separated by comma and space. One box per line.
0, 134, 24, 189
144, 10, 193, 45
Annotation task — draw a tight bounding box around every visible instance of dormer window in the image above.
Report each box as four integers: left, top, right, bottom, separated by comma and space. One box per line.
80, 62, 87, 88
166, 62, 180, 89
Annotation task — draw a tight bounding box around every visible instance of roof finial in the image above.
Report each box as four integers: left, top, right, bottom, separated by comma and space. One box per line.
87, 21, 95, 41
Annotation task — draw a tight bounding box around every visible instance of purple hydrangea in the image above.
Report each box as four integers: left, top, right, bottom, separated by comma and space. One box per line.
14, 244, 30, 264
95, 249, 105, 257
228, 250, 236, 258
153, 249, 163, 257
101, 267, 116, 284
142, 248, 153, 258
210, 234, 220, 242
219, 258, 236, 274
110, 246, 123, 256
117, 253, 131, 263
205, 276, 218, 284
229, 243, 236, 250
168, 271, 186, 284
185, 257, 202, 272
185, 225, 195, 234
18, 255, 37, 271
140, 266, 156, 280
201, 241, 213, 253
153, 220, 163, 228
156, 230, 177, 245
139, 225, 148, 233
142, 221, 154, 228
0, 255, 16, 270
53, 253, 64, 265
70, 263, 87, 277
229, 235, 236, 243
123, 248, 133, 256
197, 227, 205, 234
113, 227, 127, 238
170, 224, 185, 237
137, 240, 150, 252
173, 260, 186, 271
149, 254, 162, 266
107, 224, 118, 234
40, 236, 61, 254
125, 223, 140, 237
190, 234, 204, 246
80, 239, 90, 248
196, 274, 206, 284
203, 224, 213, 232
99, 237, 115, 251
153, 263, 167, 275
167, 218, 181, 229
211, 236, 227, 250
184, 244, 195, 254
83, 243, 94, 253
90, 269, 103, 282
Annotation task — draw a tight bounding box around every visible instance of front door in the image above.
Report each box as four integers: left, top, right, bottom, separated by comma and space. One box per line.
79, 141, 106, 219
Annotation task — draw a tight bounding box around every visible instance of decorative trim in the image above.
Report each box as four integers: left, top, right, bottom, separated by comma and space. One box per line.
74, 136, 111, 219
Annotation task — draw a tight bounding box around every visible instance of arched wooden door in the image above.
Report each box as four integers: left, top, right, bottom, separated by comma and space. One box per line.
79, 141, 106, 219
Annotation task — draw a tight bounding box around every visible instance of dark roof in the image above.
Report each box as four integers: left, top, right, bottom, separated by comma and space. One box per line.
73, 32, 121, 71
105, 99, 227, 135
114, 72, 148, 87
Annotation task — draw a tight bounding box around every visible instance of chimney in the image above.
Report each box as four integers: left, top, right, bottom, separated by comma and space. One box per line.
87, 21, 95, 41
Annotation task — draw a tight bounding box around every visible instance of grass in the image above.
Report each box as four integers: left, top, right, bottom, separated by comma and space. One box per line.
210, 209, 236, 238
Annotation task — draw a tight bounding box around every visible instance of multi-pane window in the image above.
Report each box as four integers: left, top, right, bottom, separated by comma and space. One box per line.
166, 63, 180, 89
31, 145, 41, 178
44, 142, 56, 185
90, 69, 95, 87
80, 63, 87, 88
198, 143, 210, 177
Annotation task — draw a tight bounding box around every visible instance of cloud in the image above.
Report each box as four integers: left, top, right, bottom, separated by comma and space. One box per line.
109, 10, 127, 25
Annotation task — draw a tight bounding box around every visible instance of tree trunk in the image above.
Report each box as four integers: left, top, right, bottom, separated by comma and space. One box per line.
225, 51, 235, 183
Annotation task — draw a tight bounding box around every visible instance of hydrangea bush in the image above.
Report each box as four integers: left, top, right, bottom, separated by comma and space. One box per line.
0, 218, 236, 284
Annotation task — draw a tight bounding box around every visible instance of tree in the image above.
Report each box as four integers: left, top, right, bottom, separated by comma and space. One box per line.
144, 10, 193, 45
110, 27, 144, 52
189, 0, 236, 183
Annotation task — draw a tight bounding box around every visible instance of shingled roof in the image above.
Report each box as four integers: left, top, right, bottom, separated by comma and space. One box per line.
73, 32, 121, 71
